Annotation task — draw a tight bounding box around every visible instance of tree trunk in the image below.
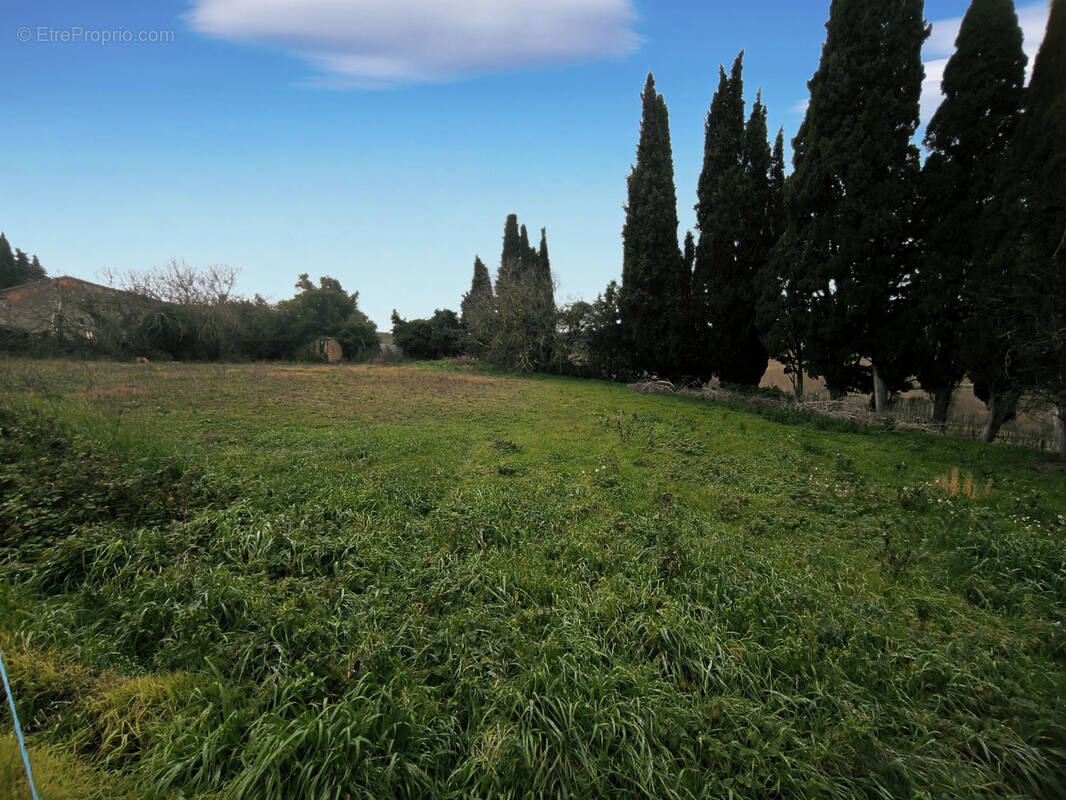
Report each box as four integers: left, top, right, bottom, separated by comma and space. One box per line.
1055, 405, 1065, 455
828, 386, 845, 401
792, 369, 804, 402
872, 363, 887, 413
930, 387, 952, 426
979, 392, 1019, 444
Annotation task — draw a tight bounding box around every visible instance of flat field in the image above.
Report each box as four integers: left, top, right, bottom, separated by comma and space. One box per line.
1, 359, 1065, 799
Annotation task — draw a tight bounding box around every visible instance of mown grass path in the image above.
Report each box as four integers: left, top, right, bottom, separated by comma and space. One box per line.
1, 360, 1064, 799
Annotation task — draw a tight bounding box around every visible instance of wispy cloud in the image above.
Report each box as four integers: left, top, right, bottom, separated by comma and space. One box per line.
921, 0, 1049, 125
186, 0, 641, 88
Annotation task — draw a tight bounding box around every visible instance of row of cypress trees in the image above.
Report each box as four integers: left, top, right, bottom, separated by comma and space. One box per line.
619, 58, 787, 387
0, 232, 47, 290
614, 0, 1064, 442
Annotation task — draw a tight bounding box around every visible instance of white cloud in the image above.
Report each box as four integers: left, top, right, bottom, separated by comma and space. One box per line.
186, 0, 641, 87
921, 1, 1049, 126
788, 98, 808, 115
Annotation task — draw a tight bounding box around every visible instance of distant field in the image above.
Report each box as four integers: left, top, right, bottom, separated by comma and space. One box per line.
1, 359, 1065, 799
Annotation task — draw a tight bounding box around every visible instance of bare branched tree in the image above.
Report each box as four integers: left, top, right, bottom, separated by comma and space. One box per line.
101, 259, 239, 306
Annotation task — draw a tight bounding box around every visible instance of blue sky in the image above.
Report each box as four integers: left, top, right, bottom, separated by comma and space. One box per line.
1, 1, 1050, 330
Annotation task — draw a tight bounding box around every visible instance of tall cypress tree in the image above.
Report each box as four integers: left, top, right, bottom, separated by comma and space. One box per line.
497, 214, 523, 295
538, 228, 550, 276
914, 0, 1027, 426
518, 225, 532, 267
461, 256, 493, 324
754, 128, 802, 395
13, 250, 33, 286
724, 90, 774, 385
487, 215, 557, 371
620, 73, 687, 378
768, 128, 785, 244
29, 255, 46, 282
1001, 0, 1066, 447
780, 0, 927, 402
531, 227, 556, 367
460, 255, 494, 356
535, 227, 554, 320
694, 53, 746, 380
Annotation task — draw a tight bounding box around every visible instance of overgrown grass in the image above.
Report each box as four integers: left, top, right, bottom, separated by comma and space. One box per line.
1, 358, 1065, 799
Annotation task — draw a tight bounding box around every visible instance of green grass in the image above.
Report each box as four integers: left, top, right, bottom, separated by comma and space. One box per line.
1, 358, 1065, 799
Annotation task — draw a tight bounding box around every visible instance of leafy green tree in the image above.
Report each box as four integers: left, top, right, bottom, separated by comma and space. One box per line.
391, 309, 463, 360
619, 73, 688, 378
277, 274, 378, 360
915, 0, 1027, 426
587, 280, 627, 379
778, 0, 927, 403
555, 300, 594, 375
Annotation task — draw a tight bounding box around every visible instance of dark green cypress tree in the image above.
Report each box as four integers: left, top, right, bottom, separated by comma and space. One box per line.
0, 233, 16, 289
755, 127, 804, 396
29, 255, 46, 281
694, 53, 746, 380
497, 214, 523, 294
461, 256, 493, 324
916, 0, 1027, 427
460, 255, 494, 355
779, 0, 927, 402
487, 216, 557, 371
682, 230, 695, 275
535, 228, 554, 320
619, 73, 688, 378
537, 228, 550, 276
531, 227, 556, 367
720, 90, 774, 386
999, 0, 1066, 446
13, 249, 33, 286
768, 129, 785, 243
518, 224, 532, 266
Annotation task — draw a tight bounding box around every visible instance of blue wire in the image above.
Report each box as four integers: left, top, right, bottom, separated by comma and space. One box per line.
0, 649, 40, 800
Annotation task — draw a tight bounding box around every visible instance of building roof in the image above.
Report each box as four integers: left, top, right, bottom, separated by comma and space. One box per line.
0, 276, 145, 304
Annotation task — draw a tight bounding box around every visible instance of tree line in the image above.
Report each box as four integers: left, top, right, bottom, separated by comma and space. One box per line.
404, 0, 1062, 449
109, 265, 379, 362
1, 257, 379, 363
608, 0, 1064, 444
4, 0, 1060, 447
